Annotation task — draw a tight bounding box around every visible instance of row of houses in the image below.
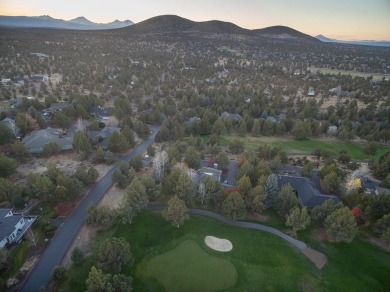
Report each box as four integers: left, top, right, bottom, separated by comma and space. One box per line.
197, 160, 340, 209
21, 125, 121, 154
1, 75, 49, 85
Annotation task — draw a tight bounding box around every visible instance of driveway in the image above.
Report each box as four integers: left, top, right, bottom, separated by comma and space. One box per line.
22, 127, 159, 292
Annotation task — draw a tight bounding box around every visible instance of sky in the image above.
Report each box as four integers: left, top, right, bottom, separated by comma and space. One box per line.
1, 0, 390, 40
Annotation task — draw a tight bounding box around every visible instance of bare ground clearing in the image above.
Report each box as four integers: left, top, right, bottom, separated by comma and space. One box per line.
17, 152, 113, 182
61, 185, 124, 268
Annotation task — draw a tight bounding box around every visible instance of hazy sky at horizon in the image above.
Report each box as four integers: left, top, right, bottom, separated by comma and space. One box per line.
1, 0, 389, 40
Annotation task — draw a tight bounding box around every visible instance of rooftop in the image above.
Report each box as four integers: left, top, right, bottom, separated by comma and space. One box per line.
277, 175, 340, 208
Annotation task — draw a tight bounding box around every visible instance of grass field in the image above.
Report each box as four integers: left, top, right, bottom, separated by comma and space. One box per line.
148, 240, 237, 291
309, 66, 390, 81
59, 211, 390, 292
201, 135, 389, 160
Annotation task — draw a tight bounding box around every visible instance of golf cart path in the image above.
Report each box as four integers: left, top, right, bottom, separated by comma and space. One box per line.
144, 205, 327, 269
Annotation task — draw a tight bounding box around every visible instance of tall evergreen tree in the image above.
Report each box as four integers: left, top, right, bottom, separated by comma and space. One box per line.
162, 195, 189, 228
325, 207, 358, 243
175, 171, 196, 206
264, 174, 280, 207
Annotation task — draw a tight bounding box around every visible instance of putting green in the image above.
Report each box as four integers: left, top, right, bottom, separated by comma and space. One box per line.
147, 240, 238, 292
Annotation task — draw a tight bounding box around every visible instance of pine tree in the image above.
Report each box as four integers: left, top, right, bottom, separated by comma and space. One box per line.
275, 183, 299, 218
324, 207, 358, 243
162, 195, 189, 228
264, 174, 280, 207
85, 266, 105, 292
175, 172, 196, 206
120, 178, 148, 224
286, 207, 311, 236
222, 192, 246, 220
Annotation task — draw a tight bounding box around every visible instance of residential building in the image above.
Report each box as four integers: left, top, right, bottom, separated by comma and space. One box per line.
29, 75, 49, 82
0, 209, 37, 249
186, 116, 201, 127
22, 128, 73, 154
89, 106, 113, 119
198, 167, 222, 183
87, 126, 121, 150
277, 175, 340, 208
42, 102, 68, 116
9, 97, 24, 109
220, 111, 242, 123
0, 117, 20, 137
327, 125, 338, 136
376, 187, 390, 196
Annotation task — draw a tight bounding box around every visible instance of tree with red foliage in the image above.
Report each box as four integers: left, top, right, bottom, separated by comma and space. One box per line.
207, 156, 217, 168
224, 187, 240, 198
236, 155, 246, 168
55, 202, 74, 216
351, 207, 363, 222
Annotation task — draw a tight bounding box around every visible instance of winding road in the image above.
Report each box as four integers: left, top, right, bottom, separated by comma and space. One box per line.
22, 127, 159, 292
144, 205, 307, 250
22, 126, 311, 290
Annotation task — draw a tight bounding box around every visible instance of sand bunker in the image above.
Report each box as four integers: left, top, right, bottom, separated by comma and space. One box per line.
205, 236, 233, 252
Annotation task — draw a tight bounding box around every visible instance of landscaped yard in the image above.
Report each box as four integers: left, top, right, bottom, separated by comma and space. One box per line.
59, 211, 390, 292
201, 135, 389, 160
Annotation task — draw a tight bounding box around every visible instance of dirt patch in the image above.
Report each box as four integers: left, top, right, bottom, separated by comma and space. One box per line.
62, 224, 100, 268
17, 153, 113, 182
99, 185, 125, 209
61, 185, 123, 268
6, 255, 40, 289
49, 73, 62, 85
247, 212, 268, 222
301, 247, 327, 269
310, 227, 328, 242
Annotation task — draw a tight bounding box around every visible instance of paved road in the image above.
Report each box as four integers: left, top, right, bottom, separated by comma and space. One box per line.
22, 127, 159, 292
144, 205, 307, 250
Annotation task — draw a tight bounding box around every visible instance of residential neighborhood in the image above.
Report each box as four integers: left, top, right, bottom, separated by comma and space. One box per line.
0, 7, 389, 292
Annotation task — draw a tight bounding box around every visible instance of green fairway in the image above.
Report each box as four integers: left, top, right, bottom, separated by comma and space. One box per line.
205, 135, 389, 160
109, 212, 313, 291
147, 240, 237, 292
309, 66, 390, 81
59, 211, 390, 292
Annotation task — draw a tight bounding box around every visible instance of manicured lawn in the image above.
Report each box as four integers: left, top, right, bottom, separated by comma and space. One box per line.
300, 228, 390, 292
309, 66, 390, 81
147, 240, 237, 292
204, 134, 389, 160
59, 211, 390, 291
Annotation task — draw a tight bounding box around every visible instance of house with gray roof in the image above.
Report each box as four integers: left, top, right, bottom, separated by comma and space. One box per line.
0, 117, 20, 137
9, 97, 24, 109
89, 106, 113, 119
277, 175, 340, 208
186, 116, 201, 127
87, 126, 121, 150
22, 128, 73, 154
376, 187, 390, 196
42, 102, 68, 116
199, 167, 222, 183
220, 112, 242, 123
0, 209, 37, 249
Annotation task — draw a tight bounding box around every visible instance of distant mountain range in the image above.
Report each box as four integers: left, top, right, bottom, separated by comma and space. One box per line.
0, 15, 133, 30
3, 14, 387, 48
315, 34, 390, 47
120, 15, 319, 42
